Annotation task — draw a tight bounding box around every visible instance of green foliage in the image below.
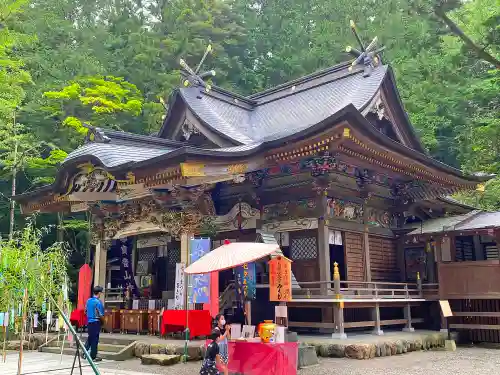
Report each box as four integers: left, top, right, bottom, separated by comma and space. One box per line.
0, 218, 69, 312
43, 76, 144, 135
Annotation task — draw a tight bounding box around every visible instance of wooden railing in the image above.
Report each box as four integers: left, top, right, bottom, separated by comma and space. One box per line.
438, 260, 500, 299
292, 280, 423, 300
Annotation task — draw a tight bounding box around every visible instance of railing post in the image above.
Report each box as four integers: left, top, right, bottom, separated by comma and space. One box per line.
417, 272, 422, 296
332, 262, 347, 339
404, 284, 409, 299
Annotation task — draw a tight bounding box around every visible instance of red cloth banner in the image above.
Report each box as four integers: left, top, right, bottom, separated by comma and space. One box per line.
70, 309, 87, 328
161, 310, 212, 339
209, 271, 219, 317
77, 264, 92, 311
227, 341, 298, 375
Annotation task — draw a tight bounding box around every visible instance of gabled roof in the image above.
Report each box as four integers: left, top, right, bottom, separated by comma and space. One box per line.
159, 62, 425, 152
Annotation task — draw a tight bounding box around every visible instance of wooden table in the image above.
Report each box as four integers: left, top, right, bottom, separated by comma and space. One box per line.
148, 310, 161, 336
120, 310, 148, 334
103, 309, 121, 333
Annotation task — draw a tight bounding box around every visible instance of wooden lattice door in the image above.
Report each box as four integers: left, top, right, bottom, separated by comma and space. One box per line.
289, 231, 319, 286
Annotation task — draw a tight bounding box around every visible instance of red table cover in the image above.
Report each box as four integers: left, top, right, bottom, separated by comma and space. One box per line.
70, 309, 87, 328
161, 310, 212, 339
227, 341, 298, 375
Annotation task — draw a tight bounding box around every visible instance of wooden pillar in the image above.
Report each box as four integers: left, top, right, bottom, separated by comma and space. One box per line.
332, 262, 347, 339
317, 216, 331, 294
362, 214, 372, 282
402, 304, 415, 332
396, 236, 406, 282
372, 303, 383, 335
93, 240, 107, 304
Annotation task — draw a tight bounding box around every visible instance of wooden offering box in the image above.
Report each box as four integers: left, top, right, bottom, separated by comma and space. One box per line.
148, 310, 161, 336
120, 310, 148, 334
103, 309, 121, 333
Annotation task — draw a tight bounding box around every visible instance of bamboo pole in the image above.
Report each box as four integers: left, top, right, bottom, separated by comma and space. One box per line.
35, 278, 101, 375
2, 322, 7, 363
17, 288, 28, 375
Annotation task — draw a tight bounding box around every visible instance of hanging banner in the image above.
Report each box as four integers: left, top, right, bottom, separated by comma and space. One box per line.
174, 263, 185, 309
117, 238, 140, 298
77, 264, 92, 311
269, 256, 293, 302
235, 262, 256, 301
188, 238, 211, 304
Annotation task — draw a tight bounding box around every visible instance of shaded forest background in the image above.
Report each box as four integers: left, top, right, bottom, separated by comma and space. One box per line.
0, 0, 498, 265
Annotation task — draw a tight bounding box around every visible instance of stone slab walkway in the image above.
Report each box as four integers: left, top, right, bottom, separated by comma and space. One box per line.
1, 352, 155, 375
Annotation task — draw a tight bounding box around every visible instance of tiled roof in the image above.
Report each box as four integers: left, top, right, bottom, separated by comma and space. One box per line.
455, 211, 500, 231
405, 210, 500, 235
179, 65, 387, 144
406, 211, 480, 235
64, 142, 177, 168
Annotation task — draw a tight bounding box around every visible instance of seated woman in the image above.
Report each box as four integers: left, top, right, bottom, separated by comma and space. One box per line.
200, 329, 228, 375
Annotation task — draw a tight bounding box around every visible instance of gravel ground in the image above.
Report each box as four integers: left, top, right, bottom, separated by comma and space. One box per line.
99, 347, 500, 375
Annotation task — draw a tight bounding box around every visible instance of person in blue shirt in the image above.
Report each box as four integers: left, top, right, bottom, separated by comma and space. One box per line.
84, 286, 104, 361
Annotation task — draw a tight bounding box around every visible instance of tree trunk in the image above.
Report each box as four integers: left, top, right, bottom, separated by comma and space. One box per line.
435, 7, 500, 69
9, 112, 18, 241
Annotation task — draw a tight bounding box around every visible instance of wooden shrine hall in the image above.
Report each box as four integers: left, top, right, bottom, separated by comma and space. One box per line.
14, 31, 489, 338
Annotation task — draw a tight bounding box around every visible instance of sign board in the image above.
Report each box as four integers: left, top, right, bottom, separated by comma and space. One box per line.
439, 300, 453, 317
235, 262, 256, 300
269, 256, 292, 302
174, 263, 186, 309
188, 238, 211, 304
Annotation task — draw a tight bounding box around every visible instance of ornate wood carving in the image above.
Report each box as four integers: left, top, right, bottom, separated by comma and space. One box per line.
262, 198, 317, 221
151, 184, 209, 210
326, 197, 364, 223
261, 218, 318, 233
213, 202, 260, 232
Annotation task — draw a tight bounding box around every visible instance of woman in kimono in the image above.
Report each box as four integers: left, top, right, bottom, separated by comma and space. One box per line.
200, 329, 228, 375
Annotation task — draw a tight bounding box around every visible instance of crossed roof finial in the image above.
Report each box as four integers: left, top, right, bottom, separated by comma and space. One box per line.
345, 20, 385, 77
180, 44, 216, 93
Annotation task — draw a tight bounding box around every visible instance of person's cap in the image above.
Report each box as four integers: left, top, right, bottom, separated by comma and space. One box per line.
93, 286, 104, 294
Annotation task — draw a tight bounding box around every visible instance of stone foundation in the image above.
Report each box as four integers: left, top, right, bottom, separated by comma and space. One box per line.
305, 332, 448, 360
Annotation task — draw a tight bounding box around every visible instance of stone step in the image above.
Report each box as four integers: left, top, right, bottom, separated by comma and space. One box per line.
81, 335, 136, 346
47, 342, 126, 353
41, 346, 118, 360
40, 344, 134, 361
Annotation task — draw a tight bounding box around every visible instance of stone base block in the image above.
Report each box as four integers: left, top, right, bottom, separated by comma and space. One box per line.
402, 327, 415, 332
331, 332, 347, 339
141, 354, 181, 366
372, 329, 384, 336
298, 345, 319, 368
444, 340, 456, 352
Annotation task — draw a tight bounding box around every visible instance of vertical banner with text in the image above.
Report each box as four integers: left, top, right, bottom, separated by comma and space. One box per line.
188, 238, 211, 304
269, 256, 292, 302
174, 263, 186, 309
235, 262, 256, 301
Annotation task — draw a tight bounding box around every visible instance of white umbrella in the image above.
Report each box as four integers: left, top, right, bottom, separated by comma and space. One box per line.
184, 240, 280, 274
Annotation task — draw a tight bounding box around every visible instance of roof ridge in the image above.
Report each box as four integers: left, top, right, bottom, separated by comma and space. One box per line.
247, 60, 355, 100
96, 128, 186, 148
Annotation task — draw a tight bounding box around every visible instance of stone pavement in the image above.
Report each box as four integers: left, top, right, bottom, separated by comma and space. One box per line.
1, 352, 155, 375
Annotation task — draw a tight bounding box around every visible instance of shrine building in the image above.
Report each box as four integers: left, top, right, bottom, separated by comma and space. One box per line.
14, 35, 490, 338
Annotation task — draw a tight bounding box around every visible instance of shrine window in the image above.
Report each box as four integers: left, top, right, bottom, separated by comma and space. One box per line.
290, 236, 318, 260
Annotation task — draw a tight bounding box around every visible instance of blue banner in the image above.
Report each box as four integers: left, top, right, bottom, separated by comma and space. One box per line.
117, 237, 140, 298
188, 238, 211, 304
235, 262, 256, 301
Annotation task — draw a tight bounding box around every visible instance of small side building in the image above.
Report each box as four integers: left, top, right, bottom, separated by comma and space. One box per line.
405, 210, 500, 343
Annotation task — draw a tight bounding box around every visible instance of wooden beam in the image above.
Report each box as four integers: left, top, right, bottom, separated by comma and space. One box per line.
452, 312, 500, 317
450, 324, 500, 330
